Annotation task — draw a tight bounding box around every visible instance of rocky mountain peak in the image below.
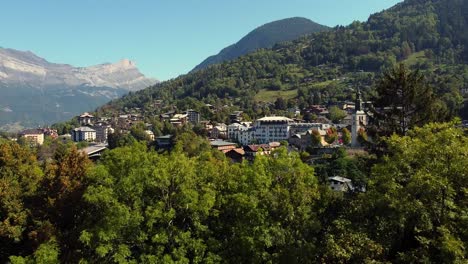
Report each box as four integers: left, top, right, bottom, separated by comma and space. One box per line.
0, 47, 157, 91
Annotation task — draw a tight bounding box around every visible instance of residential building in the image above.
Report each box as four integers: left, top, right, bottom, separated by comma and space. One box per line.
43, 128, 58, 139
210, 140, 237, 152
224, 148, 245, 163
186, 109, 200, 124
289, 123, 331, 136
211, 123, 227, 139
170, 113, 188, 126
72, 127, 96, 142
289, 128, 327, 150
253, 116, 293, 144
19, 129, 45, 145
78, 112, 94, 125
243, 142, 280, 161
227, 122, 254, 145
229, 111, 243, 124
200, 121, 214, 130
328, 176, 354, 192
94, 124, 114, 142
156, 134, 174, 149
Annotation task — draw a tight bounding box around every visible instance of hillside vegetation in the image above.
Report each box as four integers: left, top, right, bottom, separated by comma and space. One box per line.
101, 0, 468, 122
192, 17, 329, 71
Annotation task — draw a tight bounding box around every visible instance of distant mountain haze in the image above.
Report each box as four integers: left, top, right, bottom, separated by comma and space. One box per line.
192, 17, 329, 71
0, 48, 157, 131
0, 48, 156, 91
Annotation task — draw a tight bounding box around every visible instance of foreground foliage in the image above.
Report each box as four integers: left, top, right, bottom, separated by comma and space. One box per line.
1, 121, 467, 262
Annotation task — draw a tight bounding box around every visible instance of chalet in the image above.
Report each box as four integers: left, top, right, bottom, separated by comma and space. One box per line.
156, 134, 174, 149
328, 176, 354, 192
224, 148, 245, 163
210, 140, 237, 152
243, 142, 280, 160
211, 123, 227, 139
229, 111, 243, 124
170, 113, 188, 126
200, 121, 214, 130
78, 112, 94, 125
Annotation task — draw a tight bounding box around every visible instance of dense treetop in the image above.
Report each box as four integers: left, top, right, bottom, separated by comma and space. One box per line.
1, 120, 467, 262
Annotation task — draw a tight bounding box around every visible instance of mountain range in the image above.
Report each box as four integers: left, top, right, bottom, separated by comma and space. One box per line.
192, 17, 329, 71
0, 48, 156, 131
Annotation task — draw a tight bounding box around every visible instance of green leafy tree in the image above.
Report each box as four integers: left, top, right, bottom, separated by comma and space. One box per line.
0, 142, 44, 261
370, 64, 438, 137
78, 143, 220, 263
328, 106, 347, 123
341, 127, 351, 145
352, 121, 468, 262
325, 127, 338, 144
107, 131, 137, 149
130, 122, 150, 142
357, 127, 368, 145
311, 129, 322, 147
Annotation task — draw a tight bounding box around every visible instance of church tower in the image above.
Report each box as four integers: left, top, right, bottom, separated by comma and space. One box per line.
351, 88, 367, 147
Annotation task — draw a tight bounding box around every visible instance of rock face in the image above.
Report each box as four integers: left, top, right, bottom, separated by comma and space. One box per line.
0, 48, 156, 91
0, 48, 157, 131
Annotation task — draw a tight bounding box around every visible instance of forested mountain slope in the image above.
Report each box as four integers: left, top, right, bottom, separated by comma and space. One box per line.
192, 17, 329, 71
101, 0, 468, 122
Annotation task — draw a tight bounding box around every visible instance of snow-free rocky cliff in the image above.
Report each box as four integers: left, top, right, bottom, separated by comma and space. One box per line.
0, 48, 156, 91
0, 48, 157, 131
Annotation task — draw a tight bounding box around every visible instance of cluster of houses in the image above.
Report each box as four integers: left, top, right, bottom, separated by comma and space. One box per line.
18, 89, 369, 151
16, 92, 369, 193
71, 112, 115, 142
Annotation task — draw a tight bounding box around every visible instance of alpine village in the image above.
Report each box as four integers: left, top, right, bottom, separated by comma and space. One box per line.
1, 0, 468, 263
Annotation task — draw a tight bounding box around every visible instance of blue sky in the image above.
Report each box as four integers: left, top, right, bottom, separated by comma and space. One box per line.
1, 0, 402, 81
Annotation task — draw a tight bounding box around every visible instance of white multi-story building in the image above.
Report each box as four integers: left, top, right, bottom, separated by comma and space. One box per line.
228, 122, 254, 145
72, 127, 96, 142
253, 116, 294, 144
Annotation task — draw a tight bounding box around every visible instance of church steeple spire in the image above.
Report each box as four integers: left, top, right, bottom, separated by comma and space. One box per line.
355, 87, 363, 112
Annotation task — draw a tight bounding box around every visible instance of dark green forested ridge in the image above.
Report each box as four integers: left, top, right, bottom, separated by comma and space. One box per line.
192, 17, 330, 71
100, 0, 468, 122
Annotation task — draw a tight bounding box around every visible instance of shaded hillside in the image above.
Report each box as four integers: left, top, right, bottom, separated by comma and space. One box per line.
102, 0, 467, 122
192, 17, 329, 71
